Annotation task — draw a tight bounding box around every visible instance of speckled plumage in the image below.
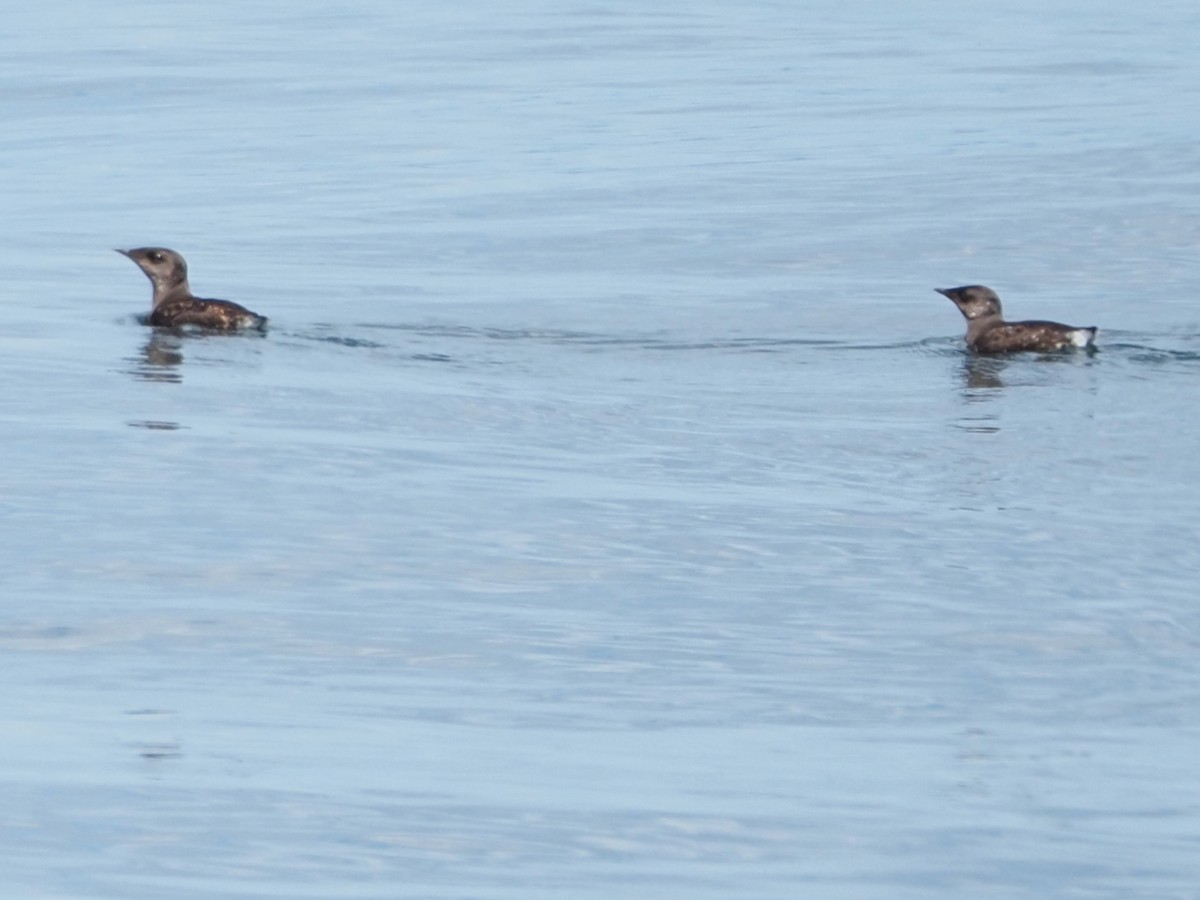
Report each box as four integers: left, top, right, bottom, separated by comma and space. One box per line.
937, 285, 1095, 354
117, 247, 268, 331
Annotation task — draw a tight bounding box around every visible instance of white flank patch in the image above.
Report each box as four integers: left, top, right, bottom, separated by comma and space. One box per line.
1070, 329, 1095, 347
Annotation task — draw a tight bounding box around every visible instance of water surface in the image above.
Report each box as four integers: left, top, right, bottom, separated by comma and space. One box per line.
4, 1, 1200, 898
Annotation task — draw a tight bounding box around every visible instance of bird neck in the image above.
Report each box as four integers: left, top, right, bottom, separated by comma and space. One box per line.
153, 279, 192, 307
966, 313, 1003, 342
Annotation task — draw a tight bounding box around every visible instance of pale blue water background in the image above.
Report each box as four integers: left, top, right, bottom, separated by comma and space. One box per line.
4, 1, 1200, 897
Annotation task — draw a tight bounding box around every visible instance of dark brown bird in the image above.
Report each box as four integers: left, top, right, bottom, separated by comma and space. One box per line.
117, 247, 267, 331
937, 285, 1096, 353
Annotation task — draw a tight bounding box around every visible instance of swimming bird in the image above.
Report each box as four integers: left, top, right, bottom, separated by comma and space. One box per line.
937, 285, 1096, 353
117, 247, 268, 331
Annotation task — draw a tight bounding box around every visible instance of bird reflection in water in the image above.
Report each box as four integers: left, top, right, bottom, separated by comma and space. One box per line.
962, 355, 1007, 391
126, 419, 185, 430
127, 330, 184, 383
955, 356, 1006, 434
124, 331, 186, 428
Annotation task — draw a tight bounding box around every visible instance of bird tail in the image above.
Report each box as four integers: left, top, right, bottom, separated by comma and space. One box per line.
240, 314, 269, 331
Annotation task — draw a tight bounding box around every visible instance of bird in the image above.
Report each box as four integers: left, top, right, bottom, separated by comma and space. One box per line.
117, 247, 268, 331
937, 285, 1096, 353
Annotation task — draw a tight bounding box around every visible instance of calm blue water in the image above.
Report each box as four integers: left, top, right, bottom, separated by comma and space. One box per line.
4, 1, 1200, 897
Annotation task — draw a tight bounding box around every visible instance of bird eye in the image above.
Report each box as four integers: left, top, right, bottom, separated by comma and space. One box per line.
149, 251, 164, 263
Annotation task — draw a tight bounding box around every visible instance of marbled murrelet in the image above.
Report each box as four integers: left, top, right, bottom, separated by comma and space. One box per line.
118, 247, 268, 331
938, 285, 1095, 353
